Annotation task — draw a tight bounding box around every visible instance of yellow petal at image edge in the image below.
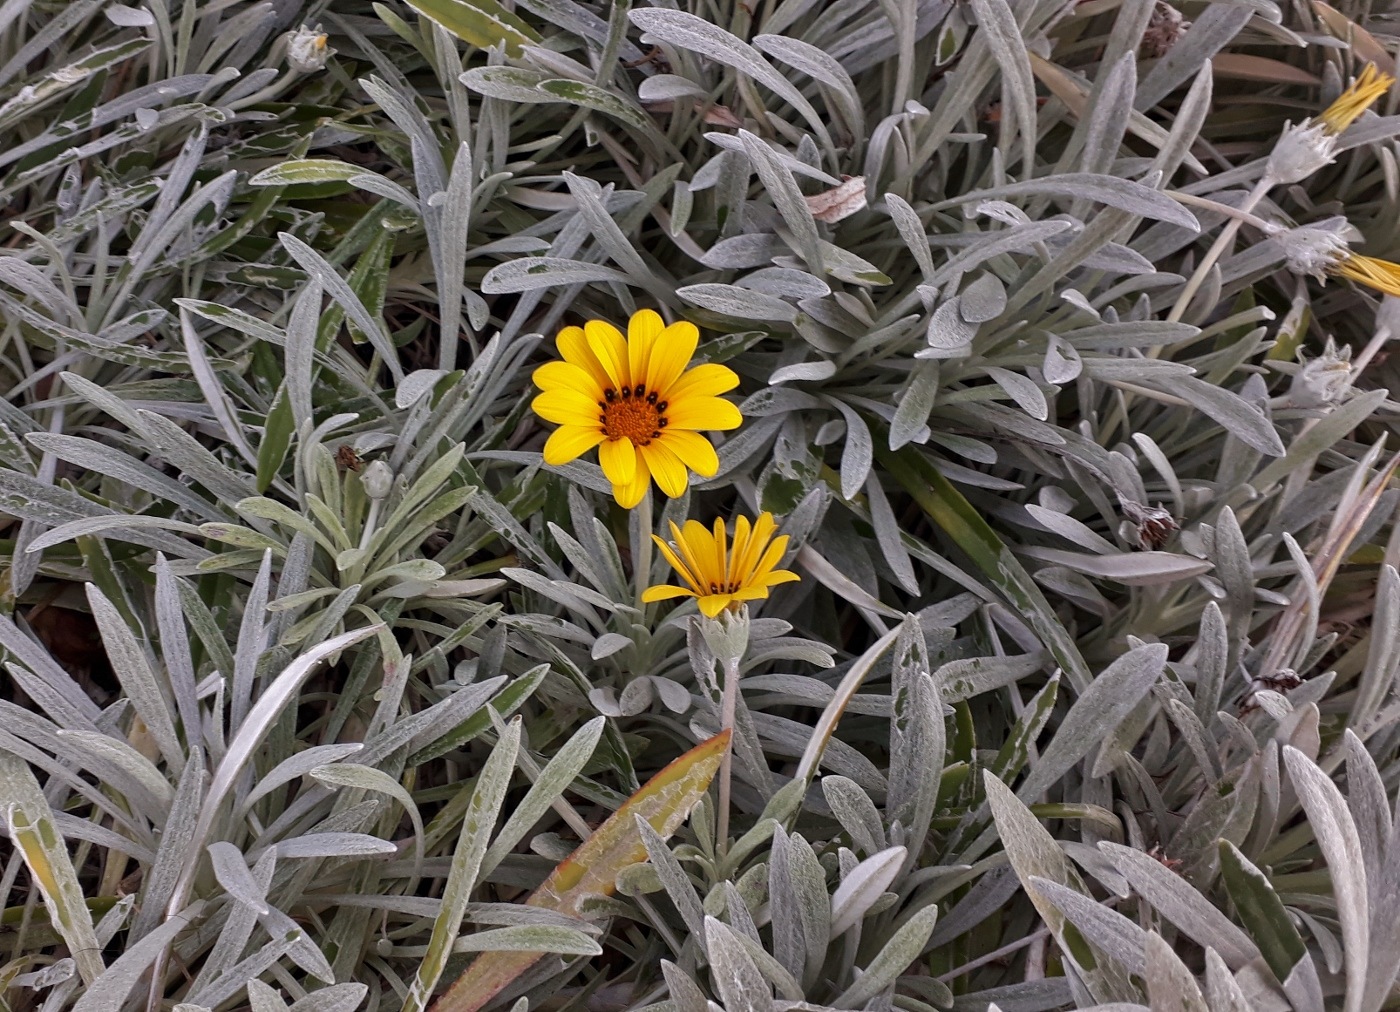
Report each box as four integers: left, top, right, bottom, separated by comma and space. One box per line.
598, 437, 637, 487
647, 322, 701, 394
533, 360, 603, 398
664, 397, 743, 431
532, 389, 605, 426
639, 441, 691, 498
585, 320, 630, 390
543, 426, 604, 465
629, 310, 664, 387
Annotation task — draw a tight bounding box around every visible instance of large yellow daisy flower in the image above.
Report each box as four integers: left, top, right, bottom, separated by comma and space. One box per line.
531, 310, 742, 508
642, 513, 800, 617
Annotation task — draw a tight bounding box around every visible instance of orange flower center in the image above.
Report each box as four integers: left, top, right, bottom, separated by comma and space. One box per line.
599, 384, 668, 445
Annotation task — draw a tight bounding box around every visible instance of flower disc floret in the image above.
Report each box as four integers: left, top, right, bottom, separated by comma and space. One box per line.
531, 310, 742, 508
643, 513, 800, 617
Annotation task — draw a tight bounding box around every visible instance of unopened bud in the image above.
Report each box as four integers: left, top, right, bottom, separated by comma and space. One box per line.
287, 25, 333, 73
1288, 337, 1352, 408
1266, 122, 1338, 185
362, 460, 393, 501
698, 605, 750, 667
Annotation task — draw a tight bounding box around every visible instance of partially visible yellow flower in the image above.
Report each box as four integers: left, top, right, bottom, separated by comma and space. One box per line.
1267, 63, 1394, 183
1274, 218, 1400, 298
531, 310, 742, 509
643, 513, 799, 618
1332, 253, 1400, 297
1317, 63, 1394, 135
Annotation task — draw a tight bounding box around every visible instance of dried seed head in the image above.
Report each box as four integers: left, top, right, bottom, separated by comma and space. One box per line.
1274, 218, 1400, 299
1142, 2, 1189, 58
1273, 217, 1358, 280
1121, 499, 1178, 550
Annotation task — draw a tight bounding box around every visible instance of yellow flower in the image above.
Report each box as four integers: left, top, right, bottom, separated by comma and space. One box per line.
532, 310, 742, 509
643, 513, 800, 618
1332, 253, 1400, 297
1317, 63, 1394, 135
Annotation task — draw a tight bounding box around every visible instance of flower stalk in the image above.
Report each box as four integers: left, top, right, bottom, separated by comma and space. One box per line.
647, 514, 798, 847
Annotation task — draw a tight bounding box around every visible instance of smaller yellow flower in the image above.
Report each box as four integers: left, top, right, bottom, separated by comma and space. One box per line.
1268, 63, 1395, 184
643, 513, 800, 618
1317, 63, 1394, 136
1332, 253, 1400, 297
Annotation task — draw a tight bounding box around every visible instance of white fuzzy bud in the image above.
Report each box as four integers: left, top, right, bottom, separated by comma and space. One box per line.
362, 459, 394, 501
1273, 217, 1357, 281
1265, 122, 1337, 185
1288, 337, 1352, 408
698, 605, 750, 666
287, 25, 333, 73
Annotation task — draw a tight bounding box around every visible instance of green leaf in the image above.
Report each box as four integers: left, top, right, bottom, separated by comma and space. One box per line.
409, 664, 549, 764
536, 79, 653, 131
1218, 840, 1306, 984
878, 441, 1093, 692
256, 384, 295, 494
0, 751, 104, 985
248, 159, 364, 186
402, 0, 539, 57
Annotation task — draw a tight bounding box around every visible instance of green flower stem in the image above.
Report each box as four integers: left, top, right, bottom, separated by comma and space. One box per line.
1166, 176, 1273, 325
634, 488, 653, 611
717, 651, 740, 852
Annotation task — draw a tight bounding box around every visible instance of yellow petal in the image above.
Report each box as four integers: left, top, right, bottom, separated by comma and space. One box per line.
612, 452, 651, 509
735, 513, 778, 581
586, 320, 630, 391
665, 362, 739, 401
653, 534, 705, 594
750, 536, 791, 584
712, 517, 728, 591
598, 436, 637, 488
629, 310, 664, 393
533, 389, 605, 426
642, 583, 695, 602
760, 569, 802, 587
677, 520, 720, 587
543, 425, 604, 465
533, 360, 603, 398
697, 593, 733, 618
728, 515, 752, 589
639, 441, 690, 499
729, 585, 772, 602
1318, 63, 1395, 135
658, 429, 719, 477
1335, 254, 1400, 296
664, 397, 743, 432
557, 326, 612, 391
648, 321, 700, 394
